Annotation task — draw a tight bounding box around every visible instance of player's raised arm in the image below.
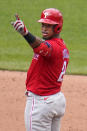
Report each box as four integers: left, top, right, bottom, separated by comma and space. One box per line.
11, 14, 43, 49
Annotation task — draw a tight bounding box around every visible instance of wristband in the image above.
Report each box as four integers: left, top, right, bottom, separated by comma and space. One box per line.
24, 32, 36, 44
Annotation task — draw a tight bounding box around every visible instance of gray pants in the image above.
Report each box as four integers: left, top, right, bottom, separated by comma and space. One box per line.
24, 91, 66, 131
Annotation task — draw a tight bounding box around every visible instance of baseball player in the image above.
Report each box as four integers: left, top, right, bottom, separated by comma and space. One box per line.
11, 8, 69, 131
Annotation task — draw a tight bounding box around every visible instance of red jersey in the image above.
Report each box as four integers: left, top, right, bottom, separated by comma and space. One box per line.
26, 38, 69, 96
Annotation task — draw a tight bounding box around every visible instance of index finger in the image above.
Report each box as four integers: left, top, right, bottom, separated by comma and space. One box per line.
15, 14, 20, 20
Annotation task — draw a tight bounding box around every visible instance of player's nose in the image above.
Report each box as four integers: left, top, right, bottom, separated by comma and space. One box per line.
42, 26, 48, 32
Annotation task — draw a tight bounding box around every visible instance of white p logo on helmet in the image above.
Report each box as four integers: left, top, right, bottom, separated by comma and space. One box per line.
44, 12, 49, 18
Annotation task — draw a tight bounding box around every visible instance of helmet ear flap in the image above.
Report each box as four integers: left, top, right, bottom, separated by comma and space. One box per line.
54, 25, 61, 34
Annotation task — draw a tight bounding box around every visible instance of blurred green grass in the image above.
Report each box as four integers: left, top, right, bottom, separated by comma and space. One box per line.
0, 0, 87, 74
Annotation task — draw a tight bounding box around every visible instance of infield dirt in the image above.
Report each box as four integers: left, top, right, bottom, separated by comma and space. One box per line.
0, 70, 87, 131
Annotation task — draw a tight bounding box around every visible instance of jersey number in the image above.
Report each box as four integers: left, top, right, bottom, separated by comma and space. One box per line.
57, 61, 67, 82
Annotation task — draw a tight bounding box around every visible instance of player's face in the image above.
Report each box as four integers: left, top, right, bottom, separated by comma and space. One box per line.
41, 23, 54, 40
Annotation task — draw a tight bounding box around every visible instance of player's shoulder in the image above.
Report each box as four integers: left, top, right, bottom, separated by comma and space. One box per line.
46, 38, 64, 44
45, 38, 69, 55
46, 38, 65, 48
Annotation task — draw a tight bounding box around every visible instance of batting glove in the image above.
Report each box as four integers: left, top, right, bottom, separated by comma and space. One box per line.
11, 14, 28, 36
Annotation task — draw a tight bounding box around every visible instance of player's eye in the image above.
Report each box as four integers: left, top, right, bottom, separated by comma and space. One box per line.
42, 23, 52, 28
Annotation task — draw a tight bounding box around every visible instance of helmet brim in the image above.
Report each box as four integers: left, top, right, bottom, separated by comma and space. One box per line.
37, 19, 58, 25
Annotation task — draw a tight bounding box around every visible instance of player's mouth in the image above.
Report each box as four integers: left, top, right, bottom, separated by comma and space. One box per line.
42, 31, 48, 37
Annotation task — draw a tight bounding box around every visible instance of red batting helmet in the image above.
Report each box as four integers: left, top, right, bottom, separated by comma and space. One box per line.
38, 8, 63, 34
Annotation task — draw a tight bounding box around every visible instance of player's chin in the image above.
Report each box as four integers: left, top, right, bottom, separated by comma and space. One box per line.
42, 36, 48, 40
42, 35, 52, 40
42, 34, 51, 40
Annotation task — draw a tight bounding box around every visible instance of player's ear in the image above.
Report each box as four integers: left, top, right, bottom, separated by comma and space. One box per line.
53, 24, 60, 34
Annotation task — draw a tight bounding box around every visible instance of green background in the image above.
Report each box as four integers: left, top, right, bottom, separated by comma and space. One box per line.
0, 0, 87, 75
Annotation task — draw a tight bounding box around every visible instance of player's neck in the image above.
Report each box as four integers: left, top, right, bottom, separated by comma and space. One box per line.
53, 33, 60, 38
